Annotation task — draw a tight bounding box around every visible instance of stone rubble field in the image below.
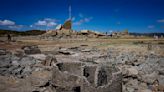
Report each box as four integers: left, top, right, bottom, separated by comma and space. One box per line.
0, 39, 164, 92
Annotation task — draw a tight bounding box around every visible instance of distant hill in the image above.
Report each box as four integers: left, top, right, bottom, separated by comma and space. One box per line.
129, 33, 164, 37
0, 29, 163, 37
0, 29, 46, 36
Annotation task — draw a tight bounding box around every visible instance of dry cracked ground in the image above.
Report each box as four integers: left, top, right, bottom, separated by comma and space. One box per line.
0, 36, 164, 92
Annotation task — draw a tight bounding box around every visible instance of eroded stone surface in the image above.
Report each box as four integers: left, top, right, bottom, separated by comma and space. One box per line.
0, 45, 164, 92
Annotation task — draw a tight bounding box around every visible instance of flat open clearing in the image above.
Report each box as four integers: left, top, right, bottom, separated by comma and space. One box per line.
1, 36, 164, 56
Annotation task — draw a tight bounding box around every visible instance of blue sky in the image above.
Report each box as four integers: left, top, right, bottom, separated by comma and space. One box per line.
0, 0, 164, 33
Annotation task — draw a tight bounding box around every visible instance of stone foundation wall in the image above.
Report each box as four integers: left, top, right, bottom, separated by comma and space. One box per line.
52, 62, 122, 92
0, 46, 123, 92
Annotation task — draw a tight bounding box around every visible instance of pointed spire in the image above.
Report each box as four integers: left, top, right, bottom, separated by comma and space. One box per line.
68, 0, 72, 20
69, 5, 72, 20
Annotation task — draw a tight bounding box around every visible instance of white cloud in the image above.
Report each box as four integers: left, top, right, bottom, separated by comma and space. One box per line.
74, 17, 93, 26
109, 30, 113, 33
47, 22, 57, 27
44, 18, 58, 22
30, 25, 33, 28
8, 25, 23, 29
148, 25, 155, 29
84, 17, 92, 22
157, 19, 164, 23
34, 18, 58, 27
35, 20, 47, 26
74, 13, 93, 25
0, 20, 15, 26
0, 19, 24, 30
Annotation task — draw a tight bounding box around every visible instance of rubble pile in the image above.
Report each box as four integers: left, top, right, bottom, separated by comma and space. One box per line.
0, 46, 122, 92
0, 45, 163, 92
105, 50, 164, 92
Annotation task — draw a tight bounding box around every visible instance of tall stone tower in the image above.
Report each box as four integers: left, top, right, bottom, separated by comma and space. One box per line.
63, 0, 72, 30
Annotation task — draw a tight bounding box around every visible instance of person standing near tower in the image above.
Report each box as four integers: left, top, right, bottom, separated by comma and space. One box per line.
7, 34, 11, 42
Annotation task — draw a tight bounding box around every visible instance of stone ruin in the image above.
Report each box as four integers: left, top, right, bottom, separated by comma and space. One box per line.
53, 62, 122, 92
43, 19, 76, 37
0, 46, 122, 92
1, 44, 164, 92
42, 19, 108, 39
62, 19, 72, 30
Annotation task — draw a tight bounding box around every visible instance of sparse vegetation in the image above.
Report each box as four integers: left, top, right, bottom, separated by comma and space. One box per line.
0, 29, 46, 36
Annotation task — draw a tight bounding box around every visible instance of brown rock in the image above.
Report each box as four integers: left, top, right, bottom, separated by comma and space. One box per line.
30, 70, 52, 87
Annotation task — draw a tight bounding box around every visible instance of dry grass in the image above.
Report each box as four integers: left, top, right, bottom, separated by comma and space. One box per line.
0, 36, 164, 56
